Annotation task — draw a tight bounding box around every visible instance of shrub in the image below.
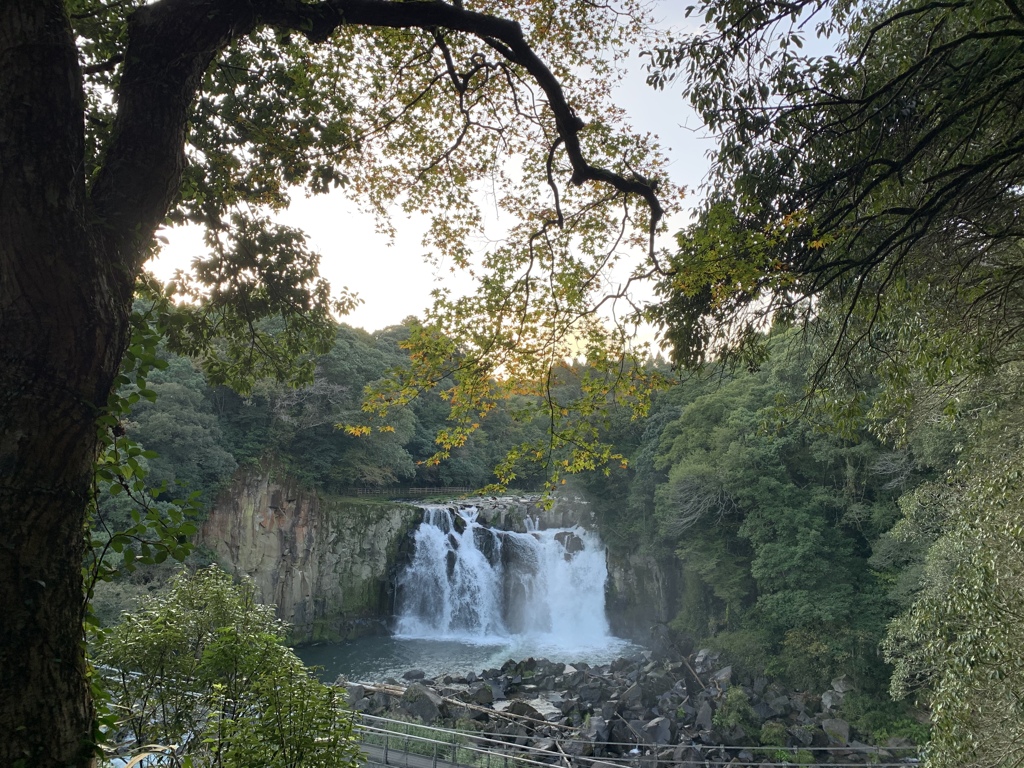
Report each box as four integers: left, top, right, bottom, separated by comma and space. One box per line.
93, 565, 362, 768
759, 720, 788, 747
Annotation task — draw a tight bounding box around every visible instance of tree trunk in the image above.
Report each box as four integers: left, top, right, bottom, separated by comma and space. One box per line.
0, 2, 131, 766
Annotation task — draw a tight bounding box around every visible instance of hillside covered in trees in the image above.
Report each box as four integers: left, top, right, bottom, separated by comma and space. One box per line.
5, 0, 1024, 765
96, 312, 981, 751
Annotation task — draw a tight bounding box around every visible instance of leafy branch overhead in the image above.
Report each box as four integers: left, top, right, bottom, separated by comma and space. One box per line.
645, 0, 1024, 372
4, 1, 677, 763
74, 0, 680, 478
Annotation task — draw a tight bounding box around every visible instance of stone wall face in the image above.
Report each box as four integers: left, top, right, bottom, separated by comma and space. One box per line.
199, 476, 683, 648
604, 548, 682, 645
199, 468, 420, 644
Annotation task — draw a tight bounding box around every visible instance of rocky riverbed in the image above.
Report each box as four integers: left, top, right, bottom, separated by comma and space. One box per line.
340, 637, 920, 766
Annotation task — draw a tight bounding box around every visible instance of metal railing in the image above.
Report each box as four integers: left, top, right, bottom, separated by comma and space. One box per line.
354, 714, 921, 768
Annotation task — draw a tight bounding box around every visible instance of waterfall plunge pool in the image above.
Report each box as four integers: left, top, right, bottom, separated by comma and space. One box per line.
296, 634, 641, 683
296, 504, 641, 682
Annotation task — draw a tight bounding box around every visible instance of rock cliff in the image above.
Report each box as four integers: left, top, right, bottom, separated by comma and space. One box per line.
199, 468, 420, 643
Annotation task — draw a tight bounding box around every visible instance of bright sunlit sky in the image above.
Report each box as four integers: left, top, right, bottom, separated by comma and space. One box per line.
148, 2, 709, 334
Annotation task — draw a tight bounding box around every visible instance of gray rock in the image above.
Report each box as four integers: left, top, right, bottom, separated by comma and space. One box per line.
467, 682, 492, 705
561, 737, 595, 757
584, 715, 609, 742
641, 716, 672, 744
831, 674, 855, 693
752, 701, 774, 722
822, 717, 851, 745
531, 737, 556, 752
673, 745, 705, 767
401, 683, 444, 723
719, 724, 747, 747
694, 649, 720, 674
369, 691, 392, 714
645, 673, 674, 699
507, 700, 544, 722
402, 668, 426, 681
345, 684, 365, 706
350, 697, 370, 713
711, 666, 733, 689
821, 689, 845, 710
788, 725, 814, 747
767, 694, 792, 718
578, 682, 606, 704
695, 701, 714, 731
622, 682, 643, 706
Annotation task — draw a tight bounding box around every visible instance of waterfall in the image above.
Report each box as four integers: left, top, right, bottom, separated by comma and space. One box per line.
394, 505, 613, 647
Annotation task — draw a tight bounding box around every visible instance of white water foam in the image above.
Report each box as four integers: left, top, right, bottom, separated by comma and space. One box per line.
394, 505, 625, 656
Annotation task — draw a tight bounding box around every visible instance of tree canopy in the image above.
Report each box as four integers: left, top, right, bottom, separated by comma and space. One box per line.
646, 0, 1024, 374
640, 0, 1024, 763
0, 1, 671, 764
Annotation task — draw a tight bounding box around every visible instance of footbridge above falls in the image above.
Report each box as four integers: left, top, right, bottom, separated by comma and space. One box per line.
355, 714, 920, 768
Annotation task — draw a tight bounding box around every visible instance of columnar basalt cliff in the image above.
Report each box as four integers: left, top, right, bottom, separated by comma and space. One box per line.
199, 468, 420, 643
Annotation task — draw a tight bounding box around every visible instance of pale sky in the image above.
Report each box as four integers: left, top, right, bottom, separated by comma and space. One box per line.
148, 2, 707, 334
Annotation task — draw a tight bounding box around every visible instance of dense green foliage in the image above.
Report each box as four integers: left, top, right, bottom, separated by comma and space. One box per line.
637, 0, 1024, 763
95, 566, 361, 767
102, 315, 554, 503
577, 329, 943, 695
59, 0, 1024, 763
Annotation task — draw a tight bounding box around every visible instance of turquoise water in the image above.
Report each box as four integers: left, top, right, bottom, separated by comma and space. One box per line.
295, 634, 640, 683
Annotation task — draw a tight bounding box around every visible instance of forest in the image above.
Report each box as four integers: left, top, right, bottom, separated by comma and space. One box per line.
3, 0, 1023, 766
95, 307, 1015, 763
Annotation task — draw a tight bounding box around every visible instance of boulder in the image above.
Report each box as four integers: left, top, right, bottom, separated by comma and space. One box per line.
821, 689, 845, 711
641, 716, 672, 744
694, 649, 720, 674
531, 737, 556, 753
561, 736, 596, 758
401, 683, 444, 724
369, 691, 392, 715
766, 694, 792, 718
788, 725, 814, 747
822, 717, 851, 745
711, 666, 733, 689
621, 682, 643, 707
610, 718, 638, 745
507, 700, 545, 722
350, 697, 370, 713
469, 682, 494, 705
695, 701, 714, 732
831, 674, 856, 693
673, 745, 705, 767
402, 668, 426, 681
584, 715, 610, 742
578, 682, 606, 704
345, 684, 365, 706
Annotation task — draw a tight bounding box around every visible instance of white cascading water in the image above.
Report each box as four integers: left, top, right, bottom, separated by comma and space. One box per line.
394, 505, 614, 651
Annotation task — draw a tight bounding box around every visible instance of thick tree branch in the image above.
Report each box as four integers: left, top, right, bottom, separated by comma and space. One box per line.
89, 0, 663, 289
257, 0, 665, 238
